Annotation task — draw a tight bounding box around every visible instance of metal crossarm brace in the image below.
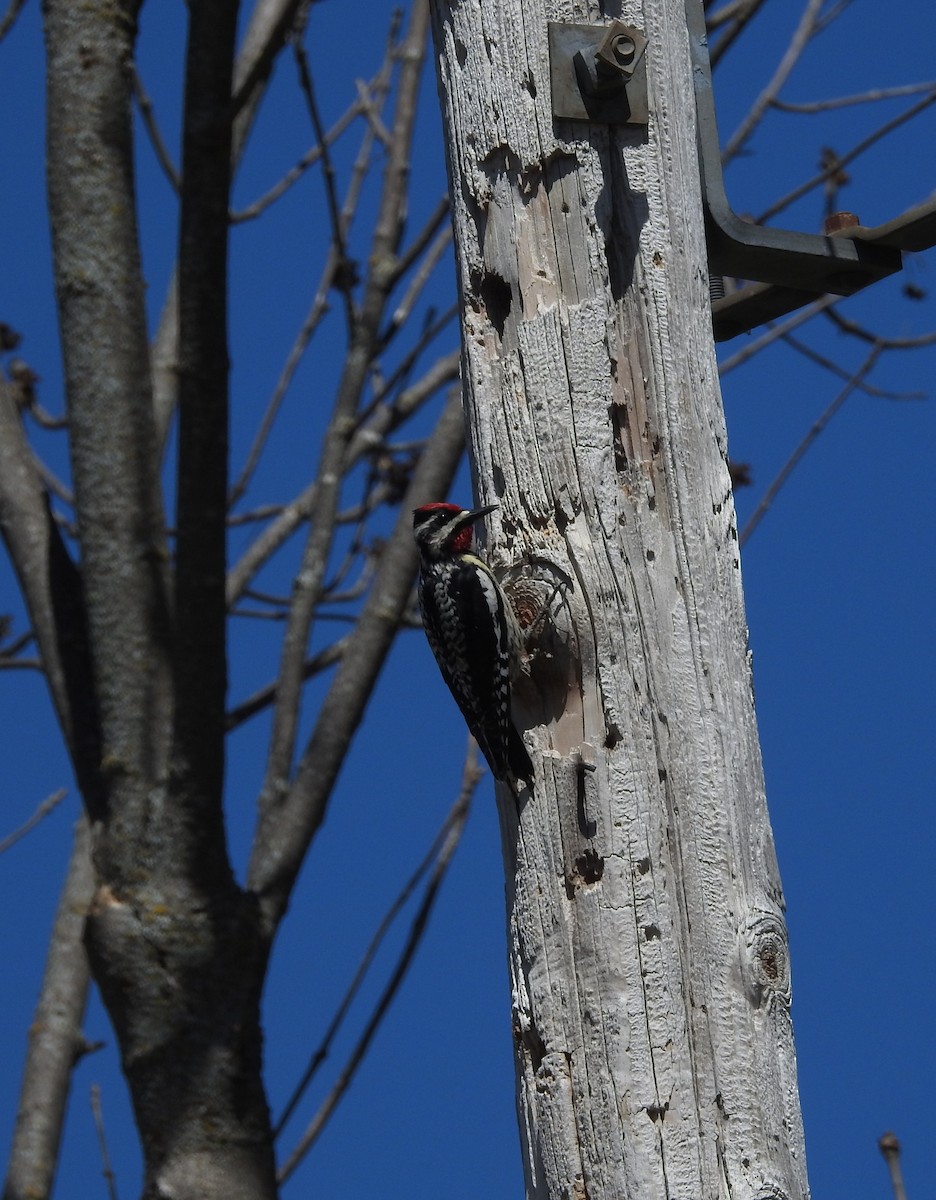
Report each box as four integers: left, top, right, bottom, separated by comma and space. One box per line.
685, 0, 936, 341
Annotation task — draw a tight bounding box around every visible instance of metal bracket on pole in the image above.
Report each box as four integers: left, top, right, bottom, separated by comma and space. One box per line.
548, 6, 936, 339
684, 0, 936, 341
548, 20, 650, 126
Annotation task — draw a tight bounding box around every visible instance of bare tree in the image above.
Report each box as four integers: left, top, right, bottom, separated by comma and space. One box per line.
2, 0, 466, 1194
1, 0, 933, 1197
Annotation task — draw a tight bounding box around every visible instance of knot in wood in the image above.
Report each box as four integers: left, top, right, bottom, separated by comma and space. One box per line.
738, 910, 791, 1010
752, 1186, 792, 1200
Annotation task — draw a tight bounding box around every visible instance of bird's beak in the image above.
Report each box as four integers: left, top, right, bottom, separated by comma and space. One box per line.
465, 503, 499, 523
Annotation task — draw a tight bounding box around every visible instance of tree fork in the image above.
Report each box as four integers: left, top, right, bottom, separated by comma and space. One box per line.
429, 2, 809, 1198
42, 1, 278, 1194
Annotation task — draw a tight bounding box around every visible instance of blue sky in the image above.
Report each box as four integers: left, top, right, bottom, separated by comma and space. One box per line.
2, 1, 934, 1197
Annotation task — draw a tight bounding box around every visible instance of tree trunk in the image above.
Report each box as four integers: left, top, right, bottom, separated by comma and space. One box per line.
41, 2, 278, 1195
429, 1, 809, 1198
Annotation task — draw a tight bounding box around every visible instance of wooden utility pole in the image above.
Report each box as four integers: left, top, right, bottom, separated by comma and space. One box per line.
429, 1, 809, 1197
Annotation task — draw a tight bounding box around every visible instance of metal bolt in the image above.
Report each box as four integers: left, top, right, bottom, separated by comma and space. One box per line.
824, 211, 860, 235
610, 34, 636, 64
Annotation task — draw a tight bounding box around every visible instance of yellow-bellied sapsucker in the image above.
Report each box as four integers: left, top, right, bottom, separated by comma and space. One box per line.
413, 502, 533, 793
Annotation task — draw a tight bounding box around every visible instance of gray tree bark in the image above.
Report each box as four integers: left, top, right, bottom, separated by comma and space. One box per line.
5, 5, 460, 1192
429, 1, 809, 1197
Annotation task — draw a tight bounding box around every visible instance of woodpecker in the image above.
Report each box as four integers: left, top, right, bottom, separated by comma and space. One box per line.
413, 502, 533, 793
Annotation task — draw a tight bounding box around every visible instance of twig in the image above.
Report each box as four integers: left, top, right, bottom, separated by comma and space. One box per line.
227, 482, 318, 604
276, 744, 482, 1179
707, 0, 759, 28
0, 789, 67, 855
0, 627, 36, 656
721, 0, 825, 163
231, 87, 369, 223
0, 625, 43, 673
21, 396, 68, 430
228, 22, 396, 511
815, 0, 853, 35
3, 817, 94, 1200
0, 0, 27, 43
374, 303, 459, 398
243, 586, 291, 608
739, 344, 881, 546
230, 606, 290, 621
384, 225, 454, 342
227, 266, 335, 510
90, 1084, 120, 1200
255, 0, 432, 826
782, 332, 925, 398
0, 657, 43, 672
346, 351, 461, 461
226, 639, 349, 730
824, 307, 936, 349
772, 81, 936, 113
227, 502, 288, 526
388, 196, 451, 287
246, 382, 465, 928
231, 11, 400, 224
757, 89, 936, 224
227, 354, 458, 607
273, 764, 479, 1139
879, 1132, 908, 1200
718, 296, 840, 375
291, 23, 357, 332
132, 66, 181, 192
320, 481, 380, 599
709, 0, 769, 69
354, 77, 394, 146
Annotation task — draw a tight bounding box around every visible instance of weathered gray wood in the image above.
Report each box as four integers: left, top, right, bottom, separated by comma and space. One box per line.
429, 1, 808, 1197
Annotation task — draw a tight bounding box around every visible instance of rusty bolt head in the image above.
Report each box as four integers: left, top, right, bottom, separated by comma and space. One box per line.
824, 211, 860, 235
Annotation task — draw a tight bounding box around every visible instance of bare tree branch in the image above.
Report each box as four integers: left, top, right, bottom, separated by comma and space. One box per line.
708, 0, 769, 69
0, 382, 104, 811
227, 350, 459, 605
248, 383, 465, 927
879, 1132, 908, 1200
229, 29, 398, 513
721, 0, 825, 166
255, 0, 432, 829
172, 0, 240, 837
739, 345, 882, 546
230, 78, 377, 223
374, 303, 459, 399
772, 80, 936, 113
756, 89, 936, 224
131, 65, 180, 192
291, 24, 357, 331
226, 639, 349, 731
388, 195, 451, 288
44, 0, 171, 840
90, 1084, 120, 1200
781, 331, 925, 398
273, 766, 478, 1138
151, 0, 372, 456
824, 306, 936, 349
4, 816, 94, 1200
0, 788, 66, 855
276, 744, 481, 1181
0, 0, 26, 44
718, 297, 838, 375
384, 224, 454, 341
